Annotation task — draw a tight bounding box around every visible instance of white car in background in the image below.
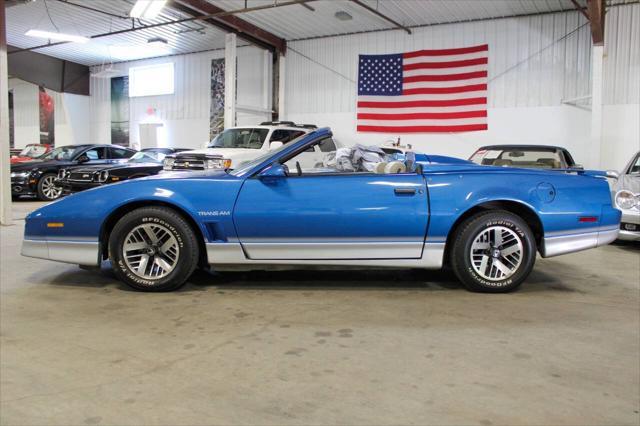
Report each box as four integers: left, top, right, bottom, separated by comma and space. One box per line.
611, 151, 640, 241
163, 122, 319, 171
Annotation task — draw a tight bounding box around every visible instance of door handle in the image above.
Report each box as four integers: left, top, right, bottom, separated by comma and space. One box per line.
394, 188, 416, 196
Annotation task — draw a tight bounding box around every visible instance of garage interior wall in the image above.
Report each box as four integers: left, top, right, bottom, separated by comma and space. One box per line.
284, 5, 640, 170
8, 77, 91, 148
89, 45, 271, 150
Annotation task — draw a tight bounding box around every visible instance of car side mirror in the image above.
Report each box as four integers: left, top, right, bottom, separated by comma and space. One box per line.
572, 164, 584, 170
77, 155, 90, 163
605, 170, 619, 180
259, 163, 287, 179
269, 141, 284, 150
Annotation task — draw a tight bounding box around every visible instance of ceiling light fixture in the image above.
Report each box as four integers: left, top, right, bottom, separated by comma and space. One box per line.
130, 0, 167, 19
334, 11, 353, 21
25, 29, 89, 43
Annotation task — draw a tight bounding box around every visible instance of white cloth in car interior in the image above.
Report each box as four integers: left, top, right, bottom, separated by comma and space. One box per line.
385, 161, 406, 174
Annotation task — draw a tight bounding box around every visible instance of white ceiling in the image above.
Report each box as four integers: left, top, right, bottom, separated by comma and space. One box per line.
6, 0, 635, 66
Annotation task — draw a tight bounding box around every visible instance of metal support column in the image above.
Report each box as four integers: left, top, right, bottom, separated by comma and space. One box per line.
590, 45, 604, 169
224, 33, 237, 129
0, 0, 13, 225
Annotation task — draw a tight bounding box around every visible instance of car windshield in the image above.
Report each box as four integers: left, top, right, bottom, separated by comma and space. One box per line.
208, 128, 269, 150
628, 154, 640, 175
39, 146, 83, 161
128, 151, 166, 164
470, 148, 564, 169
18, 144, 48, 158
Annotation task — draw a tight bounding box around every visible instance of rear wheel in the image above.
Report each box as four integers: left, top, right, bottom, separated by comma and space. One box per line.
37, 173, 63, 201
109, 207, 199, 292
450, 210, 536, 293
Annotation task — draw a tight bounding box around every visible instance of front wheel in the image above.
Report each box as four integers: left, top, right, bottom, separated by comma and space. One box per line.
109, 207, 199, 291
450, 210, 536, 293
37, 173, 63, 201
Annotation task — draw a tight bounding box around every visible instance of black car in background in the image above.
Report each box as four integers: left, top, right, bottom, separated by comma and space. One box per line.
469, 145, 582, 170
11, 144, 136, 201
58, 148, 190, 194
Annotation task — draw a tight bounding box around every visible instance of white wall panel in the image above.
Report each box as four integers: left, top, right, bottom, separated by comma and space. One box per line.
8, 78, 39, 149
604, 3, 640, 104
89, 46, 270, 149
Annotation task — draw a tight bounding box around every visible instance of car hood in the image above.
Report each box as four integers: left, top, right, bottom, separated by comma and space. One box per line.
177, 148, 261, 157
11, 159, 74, 171
615, 174, 640, 193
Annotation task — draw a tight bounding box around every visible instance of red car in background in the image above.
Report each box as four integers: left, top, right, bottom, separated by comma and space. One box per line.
10, 144, 52, 164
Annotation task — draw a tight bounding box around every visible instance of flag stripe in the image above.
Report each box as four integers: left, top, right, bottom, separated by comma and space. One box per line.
404, 57, 488, 70
403, 84, 487, 95
404, 78, 487, 89
357, 97, 487, 109
403, 44, 488, 58
359, 117, 487, 127
359, 91, 487, 102
358, 110, 487, 121
403, 71, 487, 82
403, 65, 487, 77
403, 51, 488, 65
358, 105, 486, 114
357, 124, 488, 133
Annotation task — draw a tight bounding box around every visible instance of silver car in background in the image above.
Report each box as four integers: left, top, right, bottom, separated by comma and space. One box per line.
611, 151, 640, 241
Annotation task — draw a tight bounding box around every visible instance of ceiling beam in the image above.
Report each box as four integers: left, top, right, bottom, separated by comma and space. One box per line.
350, 0, 411, 35
586, 0, 605, 46
570, 0, 605, 45
170, 0, 293, 55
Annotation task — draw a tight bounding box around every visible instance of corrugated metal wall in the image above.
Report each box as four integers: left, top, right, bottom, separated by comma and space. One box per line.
285, 9, 595, 115
604, 3, 640, 104
89, 46, 271, 148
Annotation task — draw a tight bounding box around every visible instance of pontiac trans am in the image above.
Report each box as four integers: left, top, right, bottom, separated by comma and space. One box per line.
21, 128, 621, 293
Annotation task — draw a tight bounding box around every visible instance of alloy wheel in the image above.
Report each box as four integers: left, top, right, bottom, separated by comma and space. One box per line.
470, 226, 523, 281
41, 175, 62, 199
123, 223, 180, 280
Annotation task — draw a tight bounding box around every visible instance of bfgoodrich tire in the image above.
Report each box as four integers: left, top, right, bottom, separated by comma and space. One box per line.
450, 210, 536, 293
109, 207, 199, 292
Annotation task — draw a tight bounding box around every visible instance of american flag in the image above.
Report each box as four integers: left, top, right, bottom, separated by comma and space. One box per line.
357, 44, 488, 133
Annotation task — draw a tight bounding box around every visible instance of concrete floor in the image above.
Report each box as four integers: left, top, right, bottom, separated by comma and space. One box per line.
1, 201, 639, 426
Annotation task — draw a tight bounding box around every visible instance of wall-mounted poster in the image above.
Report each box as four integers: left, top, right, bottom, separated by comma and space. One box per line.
39, 86, 54, 144
210, 58, 225, 141
111, 76, 130, 147
8, 91, 14, 149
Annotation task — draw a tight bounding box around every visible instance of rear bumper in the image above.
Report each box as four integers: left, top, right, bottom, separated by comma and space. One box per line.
21, 239, 100, 265
541, 226, 619, 257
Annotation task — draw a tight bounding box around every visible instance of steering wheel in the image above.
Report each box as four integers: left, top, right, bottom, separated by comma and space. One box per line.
295, 161, 303, 176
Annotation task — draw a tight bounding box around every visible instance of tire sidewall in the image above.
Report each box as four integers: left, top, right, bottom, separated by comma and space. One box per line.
455, 213, 536, 292
109, 209, 197, 291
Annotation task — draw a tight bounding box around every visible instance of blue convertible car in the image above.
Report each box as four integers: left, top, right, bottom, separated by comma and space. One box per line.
22, 128, 620, 293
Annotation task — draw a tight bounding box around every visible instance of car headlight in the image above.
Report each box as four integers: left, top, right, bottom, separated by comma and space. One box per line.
205, 158, 224, 169
615, 190, 640, 210
10, 171, 30, 179
163, 158, 175, 171
94, 170, 109, 183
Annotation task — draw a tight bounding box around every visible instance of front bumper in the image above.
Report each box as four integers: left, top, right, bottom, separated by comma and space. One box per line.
21, 238, 100, 265
59, 180, 103, 194
11, 176, 37, 196
618, 209, 640, 241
